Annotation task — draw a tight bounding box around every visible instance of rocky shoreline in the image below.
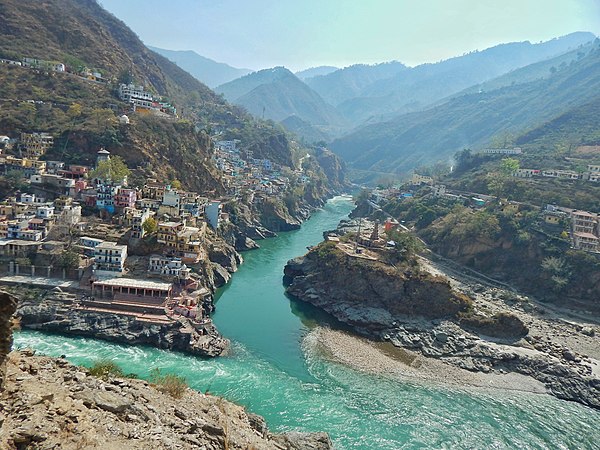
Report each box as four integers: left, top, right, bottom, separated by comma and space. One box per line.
13, 289, 229, 358
0, 349, 333, 450
284, 219, 600, 410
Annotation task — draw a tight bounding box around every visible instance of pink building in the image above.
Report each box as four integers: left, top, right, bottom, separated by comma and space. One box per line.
115, 188, 137, 209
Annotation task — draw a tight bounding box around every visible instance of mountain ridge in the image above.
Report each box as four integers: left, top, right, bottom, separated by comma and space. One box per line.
330, 41, 600, 181
148, 46, 252, 88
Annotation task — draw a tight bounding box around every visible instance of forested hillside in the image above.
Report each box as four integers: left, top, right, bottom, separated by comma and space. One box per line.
331, 40, 600, 181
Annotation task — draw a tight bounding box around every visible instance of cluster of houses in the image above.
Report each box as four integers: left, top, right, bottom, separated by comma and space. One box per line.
0, 56, 178, 120
0, 56, 108, 83
213, 139, 301, 201
0, 192, 81, 244
513, 165, 600, 183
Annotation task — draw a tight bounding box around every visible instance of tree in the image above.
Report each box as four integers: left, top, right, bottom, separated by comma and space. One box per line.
353, 188, 371, 204
68, 103, 82, 120
500, 158, 520, 177
170, 179, 182, 189
117, 69, 133, 85
4, 169, 26, 191
56, 250, 79, 270
142, 217, 158, 235
89, 156, 131, 184
385, 229, 424, 263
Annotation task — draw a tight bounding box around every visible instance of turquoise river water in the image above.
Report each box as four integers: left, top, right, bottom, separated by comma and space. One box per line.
13, 196, 600, 449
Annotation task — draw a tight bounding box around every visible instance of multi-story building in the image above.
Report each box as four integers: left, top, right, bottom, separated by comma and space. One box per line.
115, 188, 137, 209
205, 201, 222, 229
20, 132, 54, 159
571, 210, 597, 235
118, 84, 154, 109
410, 173, 433, 186
148, 255, 191, 279
93, 241, 127, 276
131, 209, 154, 239
480, 147, 522, 155
96, 183, 120, 212
157, 221, 203, 263
141, 180, 166, 200
79, 236, 104, 256
571, 210, 600, 252
157, 222, 185, 246
513, 169, 541, 178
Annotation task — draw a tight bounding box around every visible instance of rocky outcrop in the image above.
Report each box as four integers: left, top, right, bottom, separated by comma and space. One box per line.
209, 242, 243, 273
0, 350, 333, 449
0, 291, 17, 387
285, 245, 472, 335
284, 240, 600, 410
15, 293, 228, 358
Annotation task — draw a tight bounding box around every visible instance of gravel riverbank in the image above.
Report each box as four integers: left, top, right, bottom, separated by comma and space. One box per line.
308, 326, 547, 394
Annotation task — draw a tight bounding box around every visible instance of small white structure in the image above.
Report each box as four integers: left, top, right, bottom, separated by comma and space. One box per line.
119, 115, 130, 125
480, 147, 522, 155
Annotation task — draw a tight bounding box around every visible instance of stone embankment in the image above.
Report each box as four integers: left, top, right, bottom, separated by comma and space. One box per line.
284, 236, 600, 409
0, 349, 333, 450
15, 290, 229, 357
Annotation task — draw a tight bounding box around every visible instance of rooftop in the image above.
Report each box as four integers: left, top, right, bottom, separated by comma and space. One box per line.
96, 241, 127, 250
93, 277, 172, 291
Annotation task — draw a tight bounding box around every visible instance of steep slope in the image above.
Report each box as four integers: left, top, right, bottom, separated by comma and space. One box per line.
280, 115, 331, 143
148, 46, 252, 88
0, 0, 302, 183
335, 33, 596, 125
305, 61, 407, 106
217, 67, 348, 139
515, 96, 600, 148
331, 42, 600, 179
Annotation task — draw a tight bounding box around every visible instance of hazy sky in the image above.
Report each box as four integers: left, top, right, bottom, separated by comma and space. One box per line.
99, 0, 600, 72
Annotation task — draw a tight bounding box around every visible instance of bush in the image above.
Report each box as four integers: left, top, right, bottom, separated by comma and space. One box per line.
150, 368, 187, 399
88, 359, 124, 380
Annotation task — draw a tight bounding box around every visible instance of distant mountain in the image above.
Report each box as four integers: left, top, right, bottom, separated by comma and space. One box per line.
295, 66, 338, 80
340, 33, 595, 124
305, 61, 407, 106
310, 32, 596, 126
216, 67, 347, 141
280, 115, 330, 143
148, 46, 252, 88
516, 96, 600, 149
330, 41, 600, 180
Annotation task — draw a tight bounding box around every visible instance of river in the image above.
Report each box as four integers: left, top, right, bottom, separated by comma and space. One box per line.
13, 196, 600, 449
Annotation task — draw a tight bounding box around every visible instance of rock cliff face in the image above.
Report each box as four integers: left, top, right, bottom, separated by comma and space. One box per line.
0, 350, 333, 450
15, 291, 228, 357
0, 291, 17, 387
284, 244, 472, 335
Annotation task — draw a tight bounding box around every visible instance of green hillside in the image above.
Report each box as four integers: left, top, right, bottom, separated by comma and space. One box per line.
0, 0, 310, 185
331, 41, 600, 181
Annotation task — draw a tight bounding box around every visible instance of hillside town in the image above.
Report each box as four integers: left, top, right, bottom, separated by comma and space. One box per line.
367, 167, 600, 254
0, 121, 321, 332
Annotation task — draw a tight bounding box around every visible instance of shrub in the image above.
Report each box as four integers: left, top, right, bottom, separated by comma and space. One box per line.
150, 368, 187, 399
88, 359, 124, 380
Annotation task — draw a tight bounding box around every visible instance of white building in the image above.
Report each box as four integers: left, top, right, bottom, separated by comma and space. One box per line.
118, 84, 154, 109
93, 241, 127, 277
480, 147, 522, 155
148, 255, 191, 279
